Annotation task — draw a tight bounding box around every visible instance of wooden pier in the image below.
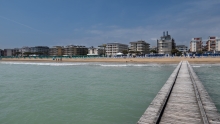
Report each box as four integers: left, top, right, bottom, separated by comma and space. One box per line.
137, 61, 220, 124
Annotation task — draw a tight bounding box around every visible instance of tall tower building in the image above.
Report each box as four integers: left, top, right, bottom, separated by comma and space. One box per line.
157, 31, 175, 55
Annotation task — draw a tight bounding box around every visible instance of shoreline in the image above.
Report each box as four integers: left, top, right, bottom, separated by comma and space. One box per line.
2, 57, 220, 64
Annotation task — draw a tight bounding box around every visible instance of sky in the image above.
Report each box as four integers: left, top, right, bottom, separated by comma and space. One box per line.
0, 0, 220, 49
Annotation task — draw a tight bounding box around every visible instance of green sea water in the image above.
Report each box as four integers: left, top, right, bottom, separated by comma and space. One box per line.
0, 62, 176, 124
192, 64, 220, 112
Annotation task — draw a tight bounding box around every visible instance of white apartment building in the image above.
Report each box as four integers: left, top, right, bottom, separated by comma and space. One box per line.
87, 46, 105, 56
206, 36, 220, 52
3, 49, 13, 56
106, 43, 128, 56
216, 38, 220, 52
190, 37, 202, 52
129, 40, 150, 54
21, 46, 31, 54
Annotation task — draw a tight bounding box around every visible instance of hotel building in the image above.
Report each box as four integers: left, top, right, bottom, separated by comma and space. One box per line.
75, 46, 88, 55
63, 45, 88, 56
87, 46, 105, 56
129, 40, 150, 54
157, 31, 176, 55
106, 43, 128, 56
3, 49, 13, 56
49, 46, 64, 56
206, 36, 220, 53
33, 46, 49, 55
190, 37, 202, 52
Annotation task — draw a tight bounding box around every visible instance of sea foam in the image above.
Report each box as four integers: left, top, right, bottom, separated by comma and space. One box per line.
0, 61, 176, 67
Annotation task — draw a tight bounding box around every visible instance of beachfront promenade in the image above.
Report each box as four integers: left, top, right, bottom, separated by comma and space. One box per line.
137, 61, 220, 124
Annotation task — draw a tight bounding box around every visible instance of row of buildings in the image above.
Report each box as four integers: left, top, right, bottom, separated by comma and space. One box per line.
155, 31, 220, 54
190, 36, 220, 53
0, 45, 89, 57
0, 31, 219, 57
0, 31, 179, 57
0, 41, 150, 57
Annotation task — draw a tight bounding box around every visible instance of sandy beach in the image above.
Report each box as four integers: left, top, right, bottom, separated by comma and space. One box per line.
1, 57, 220, 64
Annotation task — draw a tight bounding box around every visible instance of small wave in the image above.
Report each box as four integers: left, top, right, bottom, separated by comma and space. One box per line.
0, 62, 171, 67
192, 66, 201, 67
100, 64, 127, 67
191, 64, 220, 67
99, 64, 162, 67
0, 62, 90, 66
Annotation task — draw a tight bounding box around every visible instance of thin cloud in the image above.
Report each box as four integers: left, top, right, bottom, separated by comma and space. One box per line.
0, 15, 45, 33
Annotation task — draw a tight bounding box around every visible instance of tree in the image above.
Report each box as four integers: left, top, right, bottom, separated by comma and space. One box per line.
35, 52, 44, 55
150, 50, 157, 53
135, 51, 140, 54
202, 48, 207, 52
14, 52, 21, 56
129, 51, 135, 54
171, 49, 179, 55
122, 50, 128, 55
23, 52, 32, 56
176, 51, 182, 56
197, 50, 203, 54
98, 44, 106, 56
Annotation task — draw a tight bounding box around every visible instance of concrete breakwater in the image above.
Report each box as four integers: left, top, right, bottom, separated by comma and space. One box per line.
137, 61, 220, 124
